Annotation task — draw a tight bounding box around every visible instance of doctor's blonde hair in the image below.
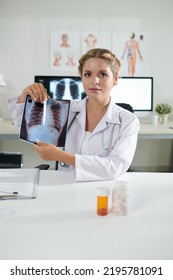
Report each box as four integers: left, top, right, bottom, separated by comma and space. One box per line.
78, 48, 121, 77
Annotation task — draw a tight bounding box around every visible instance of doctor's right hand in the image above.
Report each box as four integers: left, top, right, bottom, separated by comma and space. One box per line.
17, 83, 50, 104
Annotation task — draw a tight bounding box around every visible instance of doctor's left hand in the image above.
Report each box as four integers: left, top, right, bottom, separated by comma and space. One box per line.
33, 141, 61, 161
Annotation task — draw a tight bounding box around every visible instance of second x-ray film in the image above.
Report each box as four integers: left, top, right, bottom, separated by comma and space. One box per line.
20, 96, 70, 147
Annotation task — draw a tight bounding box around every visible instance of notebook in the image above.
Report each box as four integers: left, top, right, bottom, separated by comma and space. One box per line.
19, 95, 70, 147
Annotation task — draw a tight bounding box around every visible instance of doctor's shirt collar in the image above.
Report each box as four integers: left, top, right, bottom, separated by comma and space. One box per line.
104, 97, 121, 125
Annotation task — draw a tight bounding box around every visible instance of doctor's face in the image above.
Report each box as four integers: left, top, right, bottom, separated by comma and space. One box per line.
81, 58, 117, 102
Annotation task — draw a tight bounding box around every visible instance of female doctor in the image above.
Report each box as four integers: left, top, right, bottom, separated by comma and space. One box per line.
8, 48, 140, 181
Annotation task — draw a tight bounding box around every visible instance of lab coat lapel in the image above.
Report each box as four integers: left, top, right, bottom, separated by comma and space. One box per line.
68, 98, 86, 154
93, 99, 120, 134
69, 98, 87, 130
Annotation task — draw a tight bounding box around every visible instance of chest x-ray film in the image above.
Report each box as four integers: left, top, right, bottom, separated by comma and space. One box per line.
19, 96, 70, 147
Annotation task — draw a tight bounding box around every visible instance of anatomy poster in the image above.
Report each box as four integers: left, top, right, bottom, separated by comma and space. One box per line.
50, 31, 81, 72
112, 32, 151, 77
82, 31, 112, 54
50, 30, 151, 76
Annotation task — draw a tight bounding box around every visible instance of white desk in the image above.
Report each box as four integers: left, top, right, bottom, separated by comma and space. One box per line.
0, 171, 173, 260
1, 119, 173, 139
0, 120, 19, 140
138, 119, 173, 171
139, 118, 173, 139
1, 119, 173, 170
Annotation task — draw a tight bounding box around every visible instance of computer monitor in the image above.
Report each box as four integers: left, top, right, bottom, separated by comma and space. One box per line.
35, 76, 153, 112
111, 77, 153, 111
34, 76, 85, 100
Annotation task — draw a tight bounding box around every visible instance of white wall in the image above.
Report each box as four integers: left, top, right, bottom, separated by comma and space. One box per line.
0, 0, 173, 169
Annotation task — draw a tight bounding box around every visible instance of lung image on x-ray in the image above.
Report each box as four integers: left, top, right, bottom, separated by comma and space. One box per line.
34, 76, 86, 100
50, 77, 85, 100
20, 96, 70, 147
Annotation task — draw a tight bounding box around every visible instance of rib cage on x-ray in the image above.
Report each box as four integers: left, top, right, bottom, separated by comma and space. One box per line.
20, 97, 70, 146
19, 95, 70, 147
28, 101, 62, 132
50, 78, 83, 100
28, 102, 44, 128
50, 101, 62, 132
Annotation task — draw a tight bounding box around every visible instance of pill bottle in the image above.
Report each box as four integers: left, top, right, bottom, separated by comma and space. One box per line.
112, 180, 129, 216
96, 187, 109, 216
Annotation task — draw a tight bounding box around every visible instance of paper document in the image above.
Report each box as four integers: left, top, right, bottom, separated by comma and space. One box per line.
0, 168, 39, 200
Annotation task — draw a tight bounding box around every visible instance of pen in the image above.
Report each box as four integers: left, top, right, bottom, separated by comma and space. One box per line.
0, 194, 18, 200
0, 191, 18, 194
0, 194, 35, 200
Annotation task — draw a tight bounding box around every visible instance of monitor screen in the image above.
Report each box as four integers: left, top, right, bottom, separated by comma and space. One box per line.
35, 76, 153, 111
111, 77, 153, 111
35, 76, 85, 100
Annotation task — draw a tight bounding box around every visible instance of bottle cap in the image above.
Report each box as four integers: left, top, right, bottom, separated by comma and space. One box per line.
96, 186, 109, 196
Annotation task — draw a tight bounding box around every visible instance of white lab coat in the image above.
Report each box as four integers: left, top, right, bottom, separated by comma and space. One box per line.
7, 96, 140, 181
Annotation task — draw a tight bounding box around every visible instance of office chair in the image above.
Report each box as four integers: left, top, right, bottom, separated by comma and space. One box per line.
116, 103, 134, 113
0, 152, 23, 169
35, 164, 50, 170
0, 152, 50, 170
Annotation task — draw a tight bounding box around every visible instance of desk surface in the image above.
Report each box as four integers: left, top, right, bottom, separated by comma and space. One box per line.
1, 119, 173, 140
0, 119, 19, 139
139, 118, 173, 139
0, 171, 173, 260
